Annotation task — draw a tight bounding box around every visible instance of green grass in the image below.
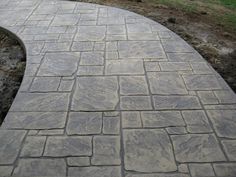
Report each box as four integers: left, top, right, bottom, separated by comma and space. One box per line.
150, 0, 236, 30
219, 0, 236, 9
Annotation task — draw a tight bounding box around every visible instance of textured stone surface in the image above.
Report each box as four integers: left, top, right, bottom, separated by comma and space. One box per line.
13, 159, 66, 176
67, 112, 102, 135
44, 136, 92, 157
153, 96, 201, 110
207, 110, 236, 138
141, 111, 185, 128
80, 51, 104, 65
182, 110, 212, 133
148, 72, 187, 95
123, 129, 177, 172
91, 136, 120, 165
106, 60, 144, 75
120, 76, 149, 95
171, 134, 226, 162
75, 26, 106, 41
189, 164, 215, 177
103, 116, 120, 134
183, 74, 222, 90
67, 157, 90, 167
10, 93, 70, 111
213, 163, 236, 177
68, 166, 121, 177
118, 41, 166, 58
20, 136, 46, 157
120, 96, 152, 110
221, 140, 236, 161
37, 52, 80, 76
71, 76, 119, 111
3, 112, 67, 129
0, 130, 26, 165
122, 111, 142, 128
1, 0, 236, 175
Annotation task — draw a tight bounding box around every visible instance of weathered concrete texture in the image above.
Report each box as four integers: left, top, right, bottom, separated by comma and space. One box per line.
0, 0, 236, 176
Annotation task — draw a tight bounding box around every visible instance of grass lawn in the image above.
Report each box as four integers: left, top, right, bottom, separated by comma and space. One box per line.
148, 0, 236, 31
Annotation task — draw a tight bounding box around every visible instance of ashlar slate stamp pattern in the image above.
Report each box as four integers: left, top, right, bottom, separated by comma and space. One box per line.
0, 0, 236, 176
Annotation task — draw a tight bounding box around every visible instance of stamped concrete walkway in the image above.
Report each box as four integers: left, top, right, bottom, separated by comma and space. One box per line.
0, 0, 236, 176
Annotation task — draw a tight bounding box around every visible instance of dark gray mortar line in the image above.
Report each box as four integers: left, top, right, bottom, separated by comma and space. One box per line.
164, 128, 180, 173
194, 87, 230, 162
144, 61, 155, 111
119, 110, 126, 177
11, 130, 29, 176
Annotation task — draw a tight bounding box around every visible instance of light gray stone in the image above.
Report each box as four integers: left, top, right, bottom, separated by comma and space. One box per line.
162, 40, 194, 52
68, 166, 121, 177
213, 163, 236, 177
191, 62, 213, 74
59, 79, 74, 91
127, 23, 152, 33
67, 157, 90, 166
71, 41, 94, 51
197, 91, 219, 104
120, 96, 152, 110
166, 127, 187, 135
0, 166, 13, 176
167, 52, 203, 62
91, 136, 120, 165
144, 61, 160, 71
128, 33, 159, 40
75, 26, 106, 41
221, 140, 236, 161
10, 93, 69, 111
4, 112, 67, 129
126, 174, 190, 177
183, 74, 222, 90
153, 96, 201, 110
141, 111, 185, 128
106, 51, 118, 59
207, 110, 236, 138
30, 77, 60, 92
42, 42, 71, 52
67, 112, 102, 135
122, 111, 142, 128
159, 62, 191, 71
78, 66, 104, 76
182, 110, 212, 133
13, 159, 66, 176
171, 134, 226, 162
214, 90, 236, 104
51, 14, 80, 26
38, 52, 80, 76
147, 72, 188, 95
80, 51, 104, 65
107, 25, 126, 34
106, 60, 144, 75
120, 76, 149, 95
0, 130, 26, 165
118, 41, 166, 58
20, 136, 46, 157
123, 129, 177, 172
71, 76, 119, 111
189, 164, 215, 177
44, 136, 92, 157
38, 129, 64, 135
106, 41, 117, 51
98, 17, 125, 25
103, 116, 120, 134
94, 42, 105, 50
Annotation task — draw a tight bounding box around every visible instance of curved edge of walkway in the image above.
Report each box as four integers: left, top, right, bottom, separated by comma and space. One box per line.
0, 0, 236, 176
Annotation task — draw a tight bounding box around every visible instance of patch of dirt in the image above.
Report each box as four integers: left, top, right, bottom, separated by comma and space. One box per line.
72, 0, 236, 92
0, 30, 26, 124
